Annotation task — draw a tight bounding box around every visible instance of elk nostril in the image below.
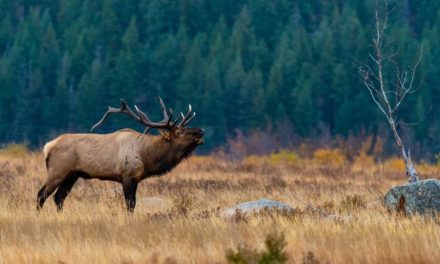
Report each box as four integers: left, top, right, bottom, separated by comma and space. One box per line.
198, 129, 204, 137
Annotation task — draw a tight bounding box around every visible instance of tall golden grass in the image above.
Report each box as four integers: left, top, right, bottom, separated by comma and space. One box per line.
1, 147, 440, 263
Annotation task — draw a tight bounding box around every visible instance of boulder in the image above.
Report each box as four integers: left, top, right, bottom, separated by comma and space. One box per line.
384, 179, 440, 215
221, 198, 294, 219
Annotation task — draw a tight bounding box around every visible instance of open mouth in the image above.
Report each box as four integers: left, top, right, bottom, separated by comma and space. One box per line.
196, 138, 204, 145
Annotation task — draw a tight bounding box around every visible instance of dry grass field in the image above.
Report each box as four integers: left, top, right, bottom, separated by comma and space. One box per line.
1, 146, 440, 263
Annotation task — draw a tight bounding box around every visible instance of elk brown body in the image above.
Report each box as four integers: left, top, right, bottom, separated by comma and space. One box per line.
37, 98, 204, 212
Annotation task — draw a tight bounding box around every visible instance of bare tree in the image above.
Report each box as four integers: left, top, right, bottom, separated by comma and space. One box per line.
358, 0, 423, 183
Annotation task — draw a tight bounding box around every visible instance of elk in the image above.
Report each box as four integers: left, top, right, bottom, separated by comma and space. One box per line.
37, 98, 204, 212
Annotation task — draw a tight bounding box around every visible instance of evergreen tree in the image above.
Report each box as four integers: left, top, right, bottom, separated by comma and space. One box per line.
224, 55, 246, 130
0, 0, 437, 156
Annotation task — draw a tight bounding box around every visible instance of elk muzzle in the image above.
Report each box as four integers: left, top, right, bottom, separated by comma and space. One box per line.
194, 128, 204, 145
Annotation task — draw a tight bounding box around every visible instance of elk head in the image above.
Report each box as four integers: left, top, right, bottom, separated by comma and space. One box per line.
90, 97, 204, 156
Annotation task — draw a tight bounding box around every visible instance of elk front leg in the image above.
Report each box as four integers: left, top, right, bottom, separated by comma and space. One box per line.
122, 179, 138, 213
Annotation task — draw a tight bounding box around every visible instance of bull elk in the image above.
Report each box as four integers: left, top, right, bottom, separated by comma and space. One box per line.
37, 98, 204, 212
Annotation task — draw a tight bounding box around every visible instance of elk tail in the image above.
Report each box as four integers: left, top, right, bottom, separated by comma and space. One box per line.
43, 138, 59, 169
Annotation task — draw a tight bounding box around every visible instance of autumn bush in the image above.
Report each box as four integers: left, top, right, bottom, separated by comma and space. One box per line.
0, 143, 29, 158
352, 152, 376, 173
226, 232, 288, 264
312, 148, 347, 170
268, 150, 301, 167
383, 157, 406, 173
240, 155, 269, 172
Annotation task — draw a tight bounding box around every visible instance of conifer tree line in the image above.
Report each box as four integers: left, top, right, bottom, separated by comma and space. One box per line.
0, 0, 439, 157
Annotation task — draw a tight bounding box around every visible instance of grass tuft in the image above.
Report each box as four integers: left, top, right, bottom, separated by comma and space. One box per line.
226, 232, 288, 264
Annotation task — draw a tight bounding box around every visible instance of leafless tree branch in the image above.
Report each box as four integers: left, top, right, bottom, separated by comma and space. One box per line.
358, 0, 423, 183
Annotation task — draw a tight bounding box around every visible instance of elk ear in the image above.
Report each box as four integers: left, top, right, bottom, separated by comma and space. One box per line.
159, 130, 172, 141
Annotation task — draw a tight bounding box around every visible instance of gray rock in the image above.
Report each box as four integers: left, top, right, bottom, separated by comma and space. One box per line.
221, 198, 294, 218
384, 179, 440, 215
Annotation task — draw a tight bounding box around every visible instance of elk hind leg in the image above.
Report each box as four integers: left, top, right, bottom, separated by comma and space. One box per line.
54, 174, 79, 211
37, 184, 47, 210
36, 177, 63, 210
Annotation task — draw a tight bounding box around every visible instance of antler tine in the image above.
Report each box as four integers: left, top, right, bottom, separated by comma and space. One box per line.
166, 110, 173, 126
122, 100, 144, 121
134, 105, 153, 123
131, 98, 174, 129
170, 114, 182, 127
134, 106, 154, 134
158, 97, 171, 123
91, 99, 142, 132
178, 104, 193, 127
168, 108, 174, 125
183, 112, 196, 126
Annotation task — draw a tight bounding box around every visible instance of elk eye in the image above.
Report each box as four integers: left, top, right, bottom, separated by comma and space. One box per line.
175, 130, 183, 136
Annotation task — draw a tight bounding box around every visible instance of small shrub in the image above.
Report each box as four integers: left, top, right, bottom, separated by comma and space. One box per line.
352, 152, 375, 172
320, 200, 335, 211
226, 245, 259, 264
172, 194, 193, 216
226, 232, 288, 264
302, 251, 320, 264
268, 150, 300, 167
0, 143, 29, 158
417, 161, 437, 175
241, 155, 269, 171
232, 209, 249, 223
339, 194, 366, 211
383, 157, 405, 172
313, 148, 347, 170
266, 176, 287, 190
259, 232, 288, 264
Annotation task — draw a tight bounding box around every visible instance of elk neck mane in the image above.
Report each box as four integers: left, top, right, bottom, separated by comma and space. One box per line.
137, 133, 196, 177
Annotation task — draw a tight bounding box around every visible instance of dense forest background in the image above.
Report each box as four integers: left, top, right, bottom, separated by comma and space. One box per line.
0, 0, 439, 158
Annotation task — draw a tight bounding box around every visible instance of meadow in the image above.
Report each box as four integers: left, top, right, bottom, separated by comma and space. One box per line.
1, 145, 440, 263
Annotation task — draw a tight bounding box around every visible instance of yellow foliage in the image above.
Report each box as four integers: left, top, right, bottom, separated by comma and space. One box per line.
240, 150, 302, 169
312, 148, 347, 169
383, 157, 405, 172
417, 161, 437, 175
359, 137, 373, 155
241, 155, 268, 167
352, 153, 375, 172
372, 137, 384, 157
268, 150, 300, 166
0, 143, 29, 158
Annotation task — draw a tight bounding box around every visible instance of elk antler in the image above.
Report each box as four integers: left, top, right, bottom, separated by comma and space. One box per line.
90, 97, 195, 133
90, 99, 143, 132
177, 104, 196, 127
